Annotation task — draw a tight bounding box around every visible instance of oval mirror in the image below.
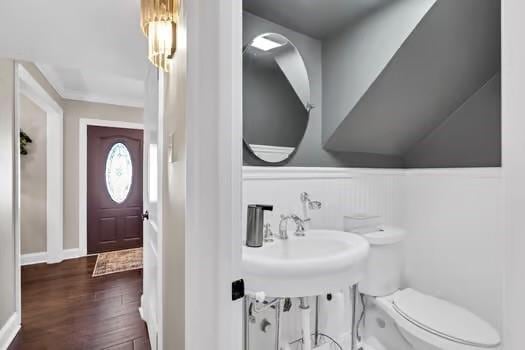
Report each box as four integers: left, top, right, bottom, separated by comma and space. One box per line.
243, 33, 311, 163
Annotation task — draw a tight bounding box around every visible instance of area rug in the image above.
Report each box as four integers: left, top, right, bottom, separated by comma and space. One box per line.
92, 248, 143, 277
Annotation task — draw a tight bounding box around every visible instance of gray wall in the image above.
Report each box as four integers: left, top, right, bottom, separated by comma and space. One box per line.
20, 95, 47, 254
0, 58, 16, 330
322, 0, 435, 145
324, 0, 500, 157
243, 12, 403, 167
244, 3, 501, 169
405, 74, 501, 168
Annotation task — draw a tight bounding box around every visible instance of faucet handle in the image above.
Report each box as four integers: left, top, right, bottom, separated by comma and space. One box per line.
289, 214, 307, 236
294, 222, 306, 237
263, 223, 274, 243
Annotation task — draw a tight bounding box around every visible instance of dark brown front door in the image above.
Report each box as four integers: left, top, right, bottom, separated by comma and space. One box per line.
87, 126, 144, 254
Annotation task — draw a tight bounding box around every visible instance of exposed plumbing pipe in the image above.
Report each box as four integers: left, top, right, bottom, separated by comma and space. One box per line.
299, 297, 312, 350
351, 285, 358, 350
314, 296, 320, 346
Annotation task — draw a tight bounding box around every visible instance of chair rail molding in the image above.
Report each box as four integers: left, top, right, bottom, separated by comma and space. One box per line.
243, 166, 405, 180
243, 166, 502, 180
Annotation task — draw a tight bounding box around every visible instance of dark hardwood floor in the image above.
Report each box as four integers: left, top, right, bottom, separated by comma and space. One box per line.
8, 256, 150, 350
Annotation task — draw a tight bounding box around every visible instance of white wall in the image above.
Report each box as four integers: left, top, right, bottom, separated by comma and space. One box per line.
243, 167, 504, 348
402, 169, 504, 331
0, 58, 17, 341
502, 0, 525, 348
162, 0, 243, 349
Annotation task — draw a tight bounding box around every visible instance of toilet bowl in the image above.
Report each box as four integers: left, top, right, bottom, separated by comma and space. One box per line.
374, 289, 501, 350
343, 226, 501, 350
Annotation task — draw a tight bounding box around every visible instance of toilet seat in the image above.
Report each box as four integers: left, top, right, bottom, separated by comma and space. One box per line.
392, 289, 500, 348
375, 289, 501, 349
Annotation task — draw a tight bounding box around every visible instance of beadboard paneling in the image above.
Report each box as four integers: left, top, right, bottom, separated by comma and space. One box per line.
243, 167, 404, 237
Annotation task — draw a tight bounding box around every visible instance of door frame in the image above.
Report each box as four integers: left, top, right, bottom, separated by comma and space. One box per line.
14, 62, 65, 330
78, 118, 144, 256
17, 64, 65, 265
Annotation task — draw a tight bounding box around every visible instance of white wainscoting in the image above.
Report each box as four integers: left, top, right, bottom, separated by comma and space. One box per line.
242, 166, 405, 348
242, 166, 504, 348
243, 167, 404, 236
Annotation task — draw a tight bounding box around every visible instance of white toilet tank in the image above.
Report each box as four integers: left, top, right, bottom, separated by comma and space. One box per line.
346, 226, 406, 297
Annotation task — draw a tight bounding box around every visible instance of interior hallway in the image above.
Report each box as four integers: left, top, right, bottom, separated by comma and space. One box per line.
8, 257, 150, 350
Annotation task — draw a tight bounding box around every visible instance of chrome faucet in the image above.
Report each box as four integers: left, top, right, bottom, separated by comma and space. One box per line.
277, 193, 321, 240
300, 192, 322, 210
300, 192, 322, 224
278, 214, 310, 239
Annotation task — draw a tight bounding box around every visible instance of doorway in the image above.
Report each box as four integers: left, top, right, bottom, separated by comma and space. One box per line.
87, 125, 144, 254
10, 79, 151, 349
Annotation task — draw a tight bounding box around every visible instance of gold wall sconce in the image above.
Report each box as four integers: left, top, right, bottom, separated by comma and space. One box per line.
141, 0, 179, 72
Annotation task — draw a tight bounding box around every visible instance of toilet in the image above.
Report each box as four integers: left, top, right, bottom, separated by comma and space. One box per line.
351, 226, 501, 350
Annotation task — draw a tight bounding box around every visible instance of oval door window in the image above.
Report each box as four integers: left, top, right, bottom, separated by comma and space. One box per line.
105, 142, 133, 203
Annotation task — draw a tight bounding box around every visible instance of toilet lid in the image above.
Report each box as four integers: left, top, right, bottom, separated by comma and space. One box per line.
361, 226, 405, 245
392, 289, 501, 347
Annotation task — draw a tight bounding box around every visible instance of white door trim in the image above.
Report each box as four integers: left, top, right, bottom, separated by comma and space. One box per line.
78, 118, 144, 256
182, 0, 243, 348
156, 70, 165, 350
14, 63, 65, 329
17, 64, 64, 265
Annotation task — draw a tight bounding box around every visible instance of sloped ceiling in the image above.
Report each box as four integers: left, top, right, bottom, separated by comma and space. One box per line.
243, 0, 395, 39
322, 0, 436, 148
324, 0, 501, 155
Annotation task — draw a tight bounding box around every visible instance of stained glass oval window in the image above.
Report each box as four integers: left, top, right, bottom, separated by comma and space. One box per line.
105, 143, 133, 204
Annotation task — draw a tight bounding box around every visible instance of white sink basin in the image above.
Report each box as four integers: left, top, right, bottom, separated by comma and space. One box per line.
242, 230, 370, 298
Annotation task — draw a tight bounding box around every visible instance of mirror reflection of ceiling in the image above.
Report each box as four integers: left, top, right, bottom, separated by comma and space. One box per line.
243, 33, 310, 163
243, 0, 395, 39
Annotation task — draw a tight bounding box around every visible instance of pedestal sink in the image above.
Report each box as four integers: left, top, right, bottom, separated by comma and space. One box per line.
242, 230, 370, 298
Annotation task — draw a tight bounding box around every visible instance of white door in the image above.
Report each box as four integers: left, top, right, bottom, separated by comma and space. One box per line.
142, 67, 164, 350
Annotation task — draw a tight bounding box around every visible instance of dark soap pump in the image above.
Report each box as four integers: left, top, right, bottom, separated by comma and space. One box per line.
246, 204, 273, 247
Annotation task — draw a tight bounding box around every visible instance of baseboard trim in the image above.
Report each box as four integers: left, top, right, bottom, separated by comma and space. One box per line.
0, 313, 20, 350
62, 248, 84, 261
21, 248, 85, 266
20, 252, 47, 266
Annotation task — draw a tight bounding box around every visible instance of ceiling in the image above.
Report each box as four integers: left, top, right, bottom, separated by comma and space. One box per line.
0, 0, 147, 107
243, 0, 394, 39
37, 64, 144, 108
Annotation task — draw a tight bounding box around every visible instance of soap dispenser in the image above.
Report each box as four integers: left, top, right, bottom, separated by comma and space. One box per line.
246, 204, 273, 247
